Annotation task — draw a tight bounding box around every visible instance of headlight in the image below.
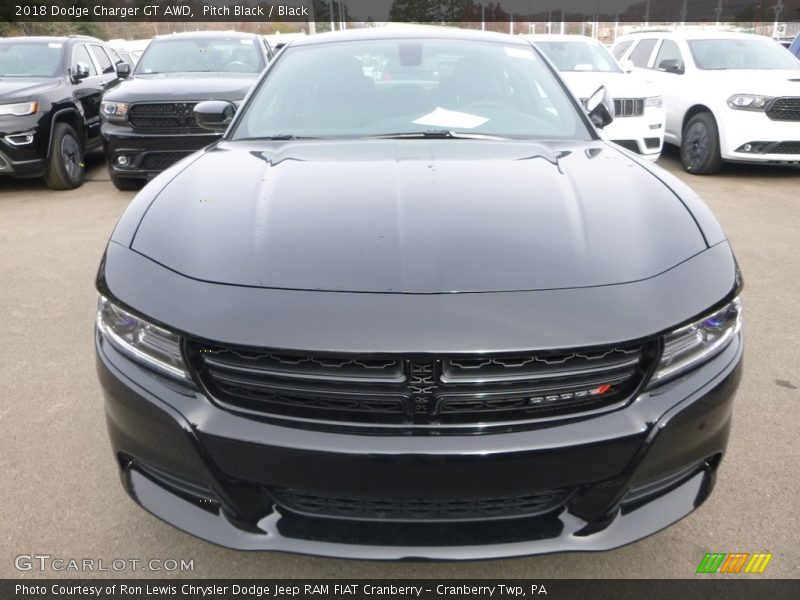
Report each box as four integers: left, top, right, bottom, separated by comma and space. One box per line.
651, 297, 742, 384
644, 96, 663, 108
727, 94, 772, 111
97, 295, 188, 380
0, 101, 38, 116
101, 101, 129, 123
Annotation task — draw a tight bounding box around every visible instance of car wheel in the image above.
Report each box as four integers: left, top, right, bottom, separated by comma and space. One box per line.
110, 174, 144, 191
44, 122, 85, 190
680, 112, 723, 175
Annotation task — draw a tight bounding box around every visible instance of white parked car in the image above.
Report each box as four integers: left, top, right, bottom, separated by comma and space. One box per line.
529, 34, 665, 161
612, 30, 800, 174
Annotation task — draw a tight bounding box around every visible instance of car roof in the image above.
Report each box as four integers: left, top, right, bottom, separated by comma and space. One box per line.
615, 30, 776, 42
152, 30, 261, 41
290, 27, 532, 48
0, 35, 102, 44
525, 34, 600, 43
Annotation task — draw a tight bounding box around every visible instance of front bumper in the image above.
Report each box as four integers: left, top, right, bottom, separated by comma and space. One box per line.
1, 117, 46, 177
600, 107, 664, 161
101, 122, 220, 180
96, 323, 742, 559
719, 109, 800, 163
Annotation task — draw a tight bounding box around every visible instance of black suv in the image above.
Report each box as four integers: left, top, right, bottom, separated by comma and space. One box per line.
100, 31, 272, 190
0, 36, 124, 189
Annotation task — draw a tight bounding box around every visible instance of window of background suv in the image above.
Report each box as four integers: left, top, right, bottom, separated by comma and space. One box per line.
688, 38, 800, 70
90, 44, 114, 74
135, 37, 264, 74
105, 47, 124, 67
72, 44, 97, 76
653, 39, 684, 71
233, 39, 587, 141
535, 40, 622, 73
612, 39, 634, 59
0, 41, 63, 77
629, 38, 657, 67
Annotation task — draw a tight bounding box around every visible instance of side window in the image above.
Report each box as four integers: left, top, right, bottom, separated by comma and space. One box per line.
654, 40, 684, 72
105, 46, 124, 66
612, 40, 633, 60
90, 44, 114, 74
629, 38, 657, 68
71, 44, 98, 76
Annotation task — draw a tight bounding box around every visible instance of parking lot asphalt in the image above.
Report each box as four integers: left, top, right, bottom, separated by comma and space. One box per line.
1, 147, 798, 579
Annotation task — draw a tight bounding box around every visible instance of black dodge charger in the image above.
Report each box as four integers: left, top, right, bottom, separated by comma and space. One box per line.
95, 28, 743, 559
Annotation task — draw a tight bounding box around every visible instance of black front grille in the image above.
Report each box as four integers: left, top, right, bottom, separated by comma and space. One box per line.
270, 487, 572, 521
766, 97, 800, 121
128, 102, 203, 131
770, 141, 800, 154
191, 342, 650, 428
614, 98, 645, 117
139, 151, 193, 171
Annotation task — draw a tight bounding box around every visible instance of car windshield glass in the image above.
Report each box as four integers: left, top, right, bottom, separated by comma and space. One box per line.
233, 38, 588, 140
534, 40, 622, 73
688, 38, 800, 70
135, 37, 264, 74
0, 42, 62, 77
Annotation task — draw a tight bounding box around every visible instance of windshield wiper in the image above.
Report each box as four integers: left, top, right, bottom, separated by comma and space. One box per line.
369, 130, 509, 140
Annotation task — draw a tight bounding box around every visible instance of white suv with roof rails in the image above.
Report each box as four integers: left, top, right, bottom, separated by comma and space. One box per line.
612, 30, 800, 174
529, 34, 665, 160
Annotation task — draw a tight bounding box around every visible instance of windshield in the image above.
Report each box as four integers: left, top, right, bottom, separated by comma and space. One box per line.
534, 40, 622, 73
0, 42, 63, 77
135, 37, 264, 74
232, 39, 587, 141
688, 38, 800, 70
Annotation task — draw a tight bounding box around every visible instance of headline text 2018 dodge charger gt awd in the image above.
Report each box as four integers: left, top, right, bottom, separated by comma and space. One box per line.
95, 29, 743, 559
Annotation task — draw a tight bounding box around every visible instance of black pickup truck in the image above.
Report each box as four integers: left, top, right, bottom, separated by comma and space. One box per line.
0, 36, 123, 189
100, 31, 272, 190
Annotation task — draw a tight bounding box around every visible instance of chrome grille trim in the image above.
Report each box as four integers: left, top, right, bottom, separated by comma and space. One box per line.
191, 343, 650, 427
613, 98, 645, 117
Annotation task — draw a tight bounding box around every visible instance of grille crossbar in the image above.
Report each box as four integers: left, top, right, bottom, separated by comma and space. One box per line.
193, 343, 648, 427
614, 98, 645, 117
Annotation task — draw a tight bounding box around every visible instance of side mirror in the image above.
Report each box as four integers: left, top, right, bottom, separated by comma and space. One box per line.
586, 86, 614, 129
194, 100, 237, 132
620, 58, 634, 73
115, 62, 131, 78
657, 58, 684, 74
71, 62, 90, 83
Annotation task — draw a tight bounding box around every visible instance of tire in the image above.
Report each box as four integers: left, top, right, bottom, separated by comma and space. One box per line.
110, 174, 144, 191
43, 122, 85, 190
680, 112, 723, 175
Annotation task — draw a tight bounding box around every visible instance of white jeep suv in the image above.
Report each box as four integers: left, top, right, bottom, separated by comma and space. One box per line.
612, 30, 800, 174
529, 34, 665, 160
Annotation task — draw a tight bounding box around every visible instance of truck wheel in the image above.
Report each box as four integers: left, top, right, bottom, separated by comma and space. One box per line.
680, 112, 723, 175
44, 122, 85, 190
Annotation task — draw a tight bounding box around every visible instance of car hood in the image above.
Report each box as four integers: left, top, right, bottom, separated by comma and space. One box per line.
102, 72, 257, 102
0, 77, 59, 99
560, 71, 660, 99
130, 139, 707, 294
701, 69, 800, 95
